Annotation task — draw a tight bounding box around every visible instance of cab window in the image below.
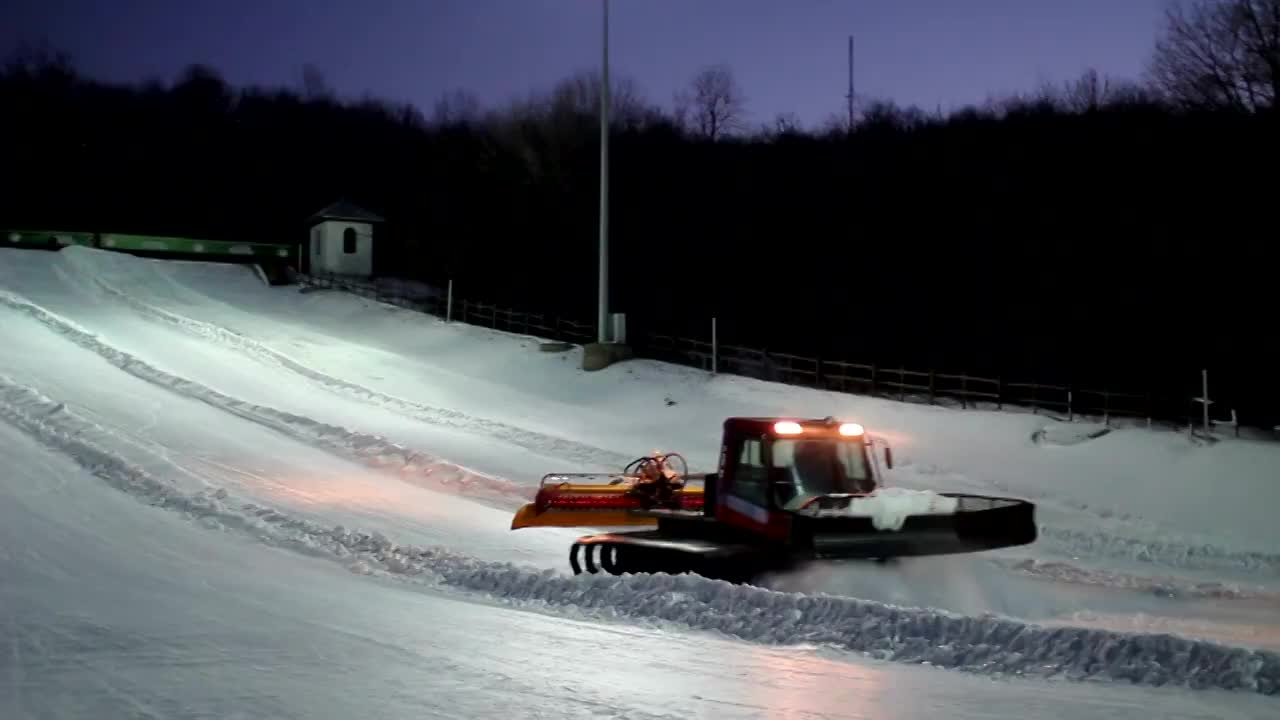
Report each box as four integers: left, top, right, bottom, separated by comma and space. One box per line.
731, 438, 769, 506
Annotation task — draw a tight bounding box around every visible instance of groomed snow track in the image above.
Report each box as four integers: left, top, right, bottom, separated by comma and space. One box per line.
74, 267, 637, 470
2, 376, 1278, 697
21, 270, 1280, 581
0, 289, 532, 504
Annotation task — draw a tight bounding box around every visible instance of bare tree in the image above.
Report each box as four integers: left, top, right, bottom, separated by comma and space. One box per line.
816, 112, 848, 137
675, 64, 747, 140
480, 71, 661, 189
1059, 68, 1152, 111
1067, 68, 1109, 111
772, 111, 802, 135
432, 88, 482, 126
300, 63, 332, 100
172, 64, 232, 115
752, 112, 804, 141
1147, 0, 1279, 113
3, 41, 75, 80
546, 70, 656, 129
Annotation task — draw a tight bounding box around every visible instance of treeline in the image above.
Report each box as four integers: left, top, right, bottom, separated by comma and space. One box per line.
1, 0, 1277, 426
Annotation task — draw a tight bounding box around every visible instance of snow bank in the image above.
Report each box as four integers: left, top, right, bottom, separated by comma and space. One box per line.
72, 270, 633, 470
2, 376, 1277, 698
0, 289, 532, 504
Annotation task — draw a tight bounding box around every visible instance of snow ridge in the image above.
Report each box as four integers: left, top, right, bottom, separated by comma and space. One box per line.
1037, 525, 1280, 576
2, 376, 1278, 697
991, 557, 1276, 601
81, 273, 635, 470
0, 290, 532, 504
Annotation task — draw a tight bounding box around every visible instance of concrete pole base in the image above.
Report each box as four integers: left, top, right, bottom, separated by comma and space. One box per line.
582, 342, 633, 371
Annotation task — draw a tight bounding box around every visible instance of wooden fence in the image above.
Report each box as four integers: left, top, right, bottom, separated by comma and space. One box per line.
296, 272, 1238, 434
607, 333, 1220, 431
297, 272, 595, 345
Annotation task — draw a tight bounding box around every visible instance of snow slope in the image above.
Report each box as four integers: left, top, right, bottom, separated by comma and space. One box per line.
43, 247, 1280, 584
2, 246, 1279, 716
8, 420, 1273, 720
72, 249, 1277, 551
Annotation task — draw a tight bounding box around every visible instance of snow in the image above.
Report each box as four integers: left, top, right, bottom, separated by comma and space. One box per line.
3, 374, 1278, 711
2, 246, 1280, 717
805, 487, 961, 530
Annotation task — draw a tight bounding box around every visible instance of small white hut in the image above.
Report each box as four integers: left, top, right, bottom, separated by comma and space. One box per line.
305, 201, 384, 277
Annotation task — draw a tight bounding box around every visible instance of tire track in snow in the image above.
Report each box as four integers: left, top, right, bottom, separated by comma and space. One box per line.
2, 377, 1278, 698
81, 275, 634, 470
0, 290, 533, 505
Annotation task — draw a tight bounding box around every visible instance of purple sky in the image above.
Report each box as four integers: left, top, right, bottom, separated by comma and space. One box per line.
4, 0, 1168, 126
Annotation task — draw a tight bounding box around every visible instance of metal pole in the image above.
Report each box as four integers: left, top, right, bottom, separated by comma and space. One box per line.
1202, 368, 1209, 435
446, 278, 453, 322
712, 317, 718, 374
597, 0, 611, 344
847, 35, 855, 130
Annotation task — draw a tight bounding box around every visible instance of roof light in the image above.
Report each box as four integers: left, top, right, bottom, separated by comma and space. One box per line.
838, 422, 865, 436
773, 421, 803, 435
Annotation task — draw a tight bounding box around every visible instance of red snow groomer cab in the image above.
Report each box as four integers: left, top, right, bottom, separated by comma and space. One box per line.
511, 417, 1037, 584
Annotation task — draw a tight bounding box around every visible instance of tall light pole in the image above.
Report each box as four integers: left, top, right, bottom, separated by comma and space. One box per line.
597, 0, 611, 344
846, 35, 855, 131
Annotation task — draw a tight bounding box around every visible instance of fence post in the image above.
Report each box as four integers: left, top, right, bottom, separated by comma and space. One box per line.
446, 279, 453, 322
1067, 387, 1073, 422
1201, 369, 1210, 436
712, 317, 718, 375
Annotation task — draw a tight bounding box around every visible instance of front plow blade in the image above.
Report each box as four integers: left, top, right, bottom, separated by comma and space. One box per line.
796, 493, 1037, 559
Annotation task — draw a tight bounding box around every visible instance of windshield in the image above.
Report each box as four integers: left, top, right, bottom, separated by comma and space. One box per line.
770, 438, 874, 505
